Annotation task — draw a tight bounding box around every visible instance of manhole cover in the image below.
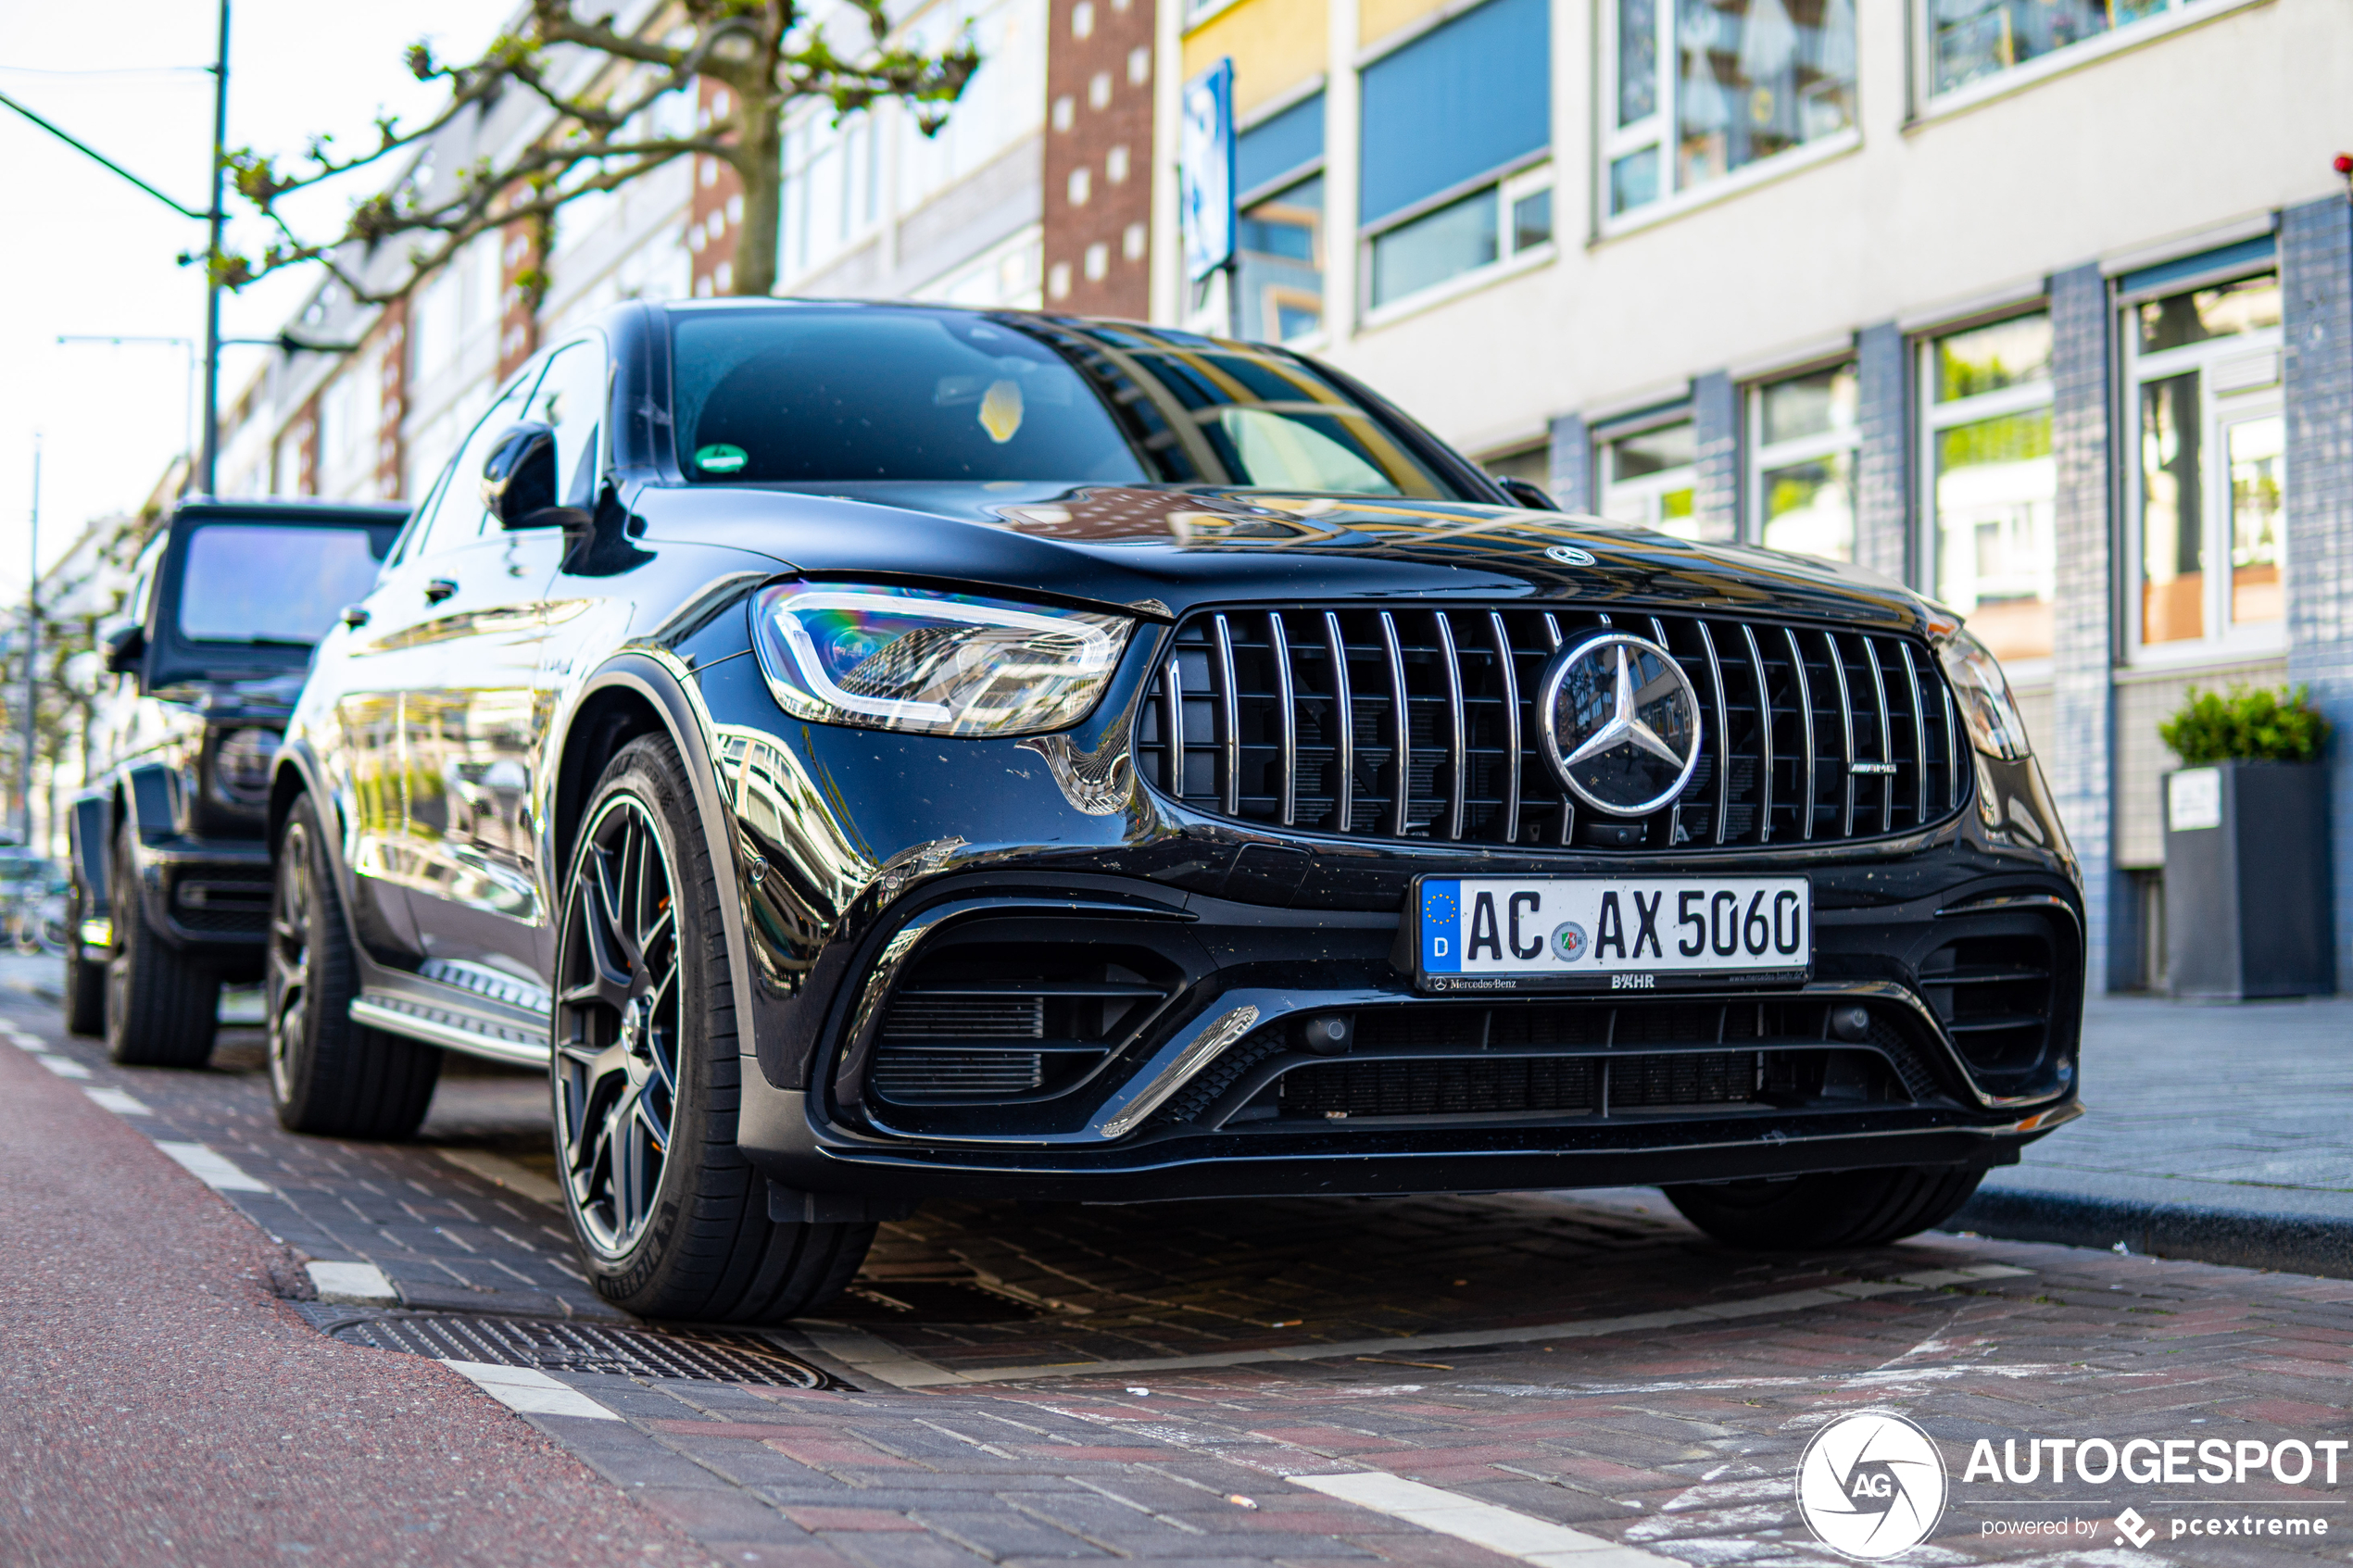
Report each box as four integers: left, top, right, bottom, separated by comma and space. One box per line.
333, 1315, 833, 1387
822, 1280, 1041, 1323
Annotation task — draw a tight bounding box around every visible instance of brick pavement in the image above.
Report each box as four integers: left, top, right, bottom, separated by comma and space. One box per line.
10, 982, 2353, 1566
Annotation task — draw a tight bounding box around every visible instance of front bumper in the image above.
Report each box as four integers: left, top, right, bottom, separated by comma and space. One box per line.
690, 643, 2085, 1204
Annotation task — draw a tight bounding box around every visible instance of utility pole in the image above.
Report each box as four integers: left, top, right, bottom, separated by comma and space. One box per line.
198, 0, 233, 495
21, 439, 38, 849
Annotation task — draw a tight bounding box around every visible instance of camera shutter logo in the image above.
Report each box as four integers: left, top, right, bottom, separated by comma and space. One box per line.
1794, 1410, 1949, 1560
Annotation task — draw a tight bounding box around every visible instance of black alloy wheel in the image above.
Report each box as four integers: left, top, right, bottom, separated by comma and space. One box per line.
104, 821, 220, 1068
552, 735, 875, 1322
265, 795, 439, 1137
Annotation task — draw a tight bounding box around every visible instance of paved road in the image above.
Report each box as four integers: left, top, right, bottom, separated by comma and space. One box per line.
5, 974, 2352, 1566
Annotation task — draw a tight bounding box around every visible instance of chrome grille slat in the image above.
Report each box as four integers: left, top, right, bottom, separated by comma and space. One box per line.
1378, 611, 1411, 837
1490, 610, 1520, 846
1432, 612, 1466, 840
1898, 640, 1930, 826
1269, 611, 1297, 828
1139, 608, 1966, 852
1862, 637, 1895, 834
1213, 613, 1240, 816
1786, 626, 1816, 842
1325, 610, 1353, 834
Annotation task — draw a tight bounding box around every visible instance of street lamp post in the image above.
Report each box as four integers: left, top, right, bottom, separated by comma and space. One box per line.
199, 0, 233, 496
21, 439, 38, 849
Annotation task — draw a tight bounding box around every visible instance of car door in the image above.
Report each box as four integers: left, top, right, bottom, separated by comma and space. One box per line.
333, 349, 578, 978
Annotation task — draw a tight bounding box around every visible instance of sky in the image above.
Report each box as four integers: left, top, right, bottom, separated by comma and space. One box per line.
0, 0, 510, 592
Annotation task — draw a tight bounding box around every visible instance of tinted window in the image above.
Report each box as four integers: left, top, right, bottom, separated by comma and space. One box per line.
674, 310, 1150, 484
408, 373, 540, 558
179, 525, 385, 646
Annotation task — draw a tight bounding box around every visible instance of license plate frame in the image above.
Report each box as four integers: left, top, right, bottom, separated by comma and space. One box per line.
1409, 874, 1813, 995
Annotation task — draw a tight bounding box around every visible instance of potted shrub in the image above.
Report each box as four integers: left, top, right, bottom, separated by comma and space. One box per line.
2158, 684, 2334, 998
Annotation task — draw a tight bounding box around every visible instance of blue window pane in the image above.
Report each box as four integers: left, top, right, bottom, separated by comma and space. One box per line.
1359, 0, 1550, 224
180, 526, 385, 646
1236, 93, 1325, 197
1368, 188, 1499, 308
1609, 147, 1660, 213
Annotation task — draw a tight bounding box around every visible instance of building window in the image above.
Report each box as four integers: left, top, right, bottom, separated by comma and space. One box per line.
1923, 311, 2055, 663
1600, 419, 1713, 539
1749, 364, 1856, 560
1604, 0, 1856, 223
1365, 164, 1552, 311
1358, 0, 1550, 310
1926, 0, 2224, 99
2126, 270, 2284, 652
1235, 94, 1325, 344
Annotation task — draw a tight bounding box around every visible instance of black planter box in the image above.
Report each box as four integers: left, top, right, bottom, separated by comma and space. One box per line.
2163, 761, 2335, 998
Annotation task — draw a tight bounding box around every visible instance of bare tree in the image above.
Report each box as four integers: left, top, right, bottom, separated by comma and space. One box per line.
219, 0, 979, 302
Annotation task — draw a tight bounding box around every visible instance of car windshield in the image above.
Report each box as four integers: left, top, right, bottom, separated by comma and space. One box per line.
674, 310, 1150, 486
669, 308, 1466, 498
178, 523, 385, 646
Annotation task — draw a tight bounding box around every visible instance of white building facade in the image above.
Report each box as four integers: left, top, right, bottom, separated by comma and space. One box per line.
1172, 0, 2350, 991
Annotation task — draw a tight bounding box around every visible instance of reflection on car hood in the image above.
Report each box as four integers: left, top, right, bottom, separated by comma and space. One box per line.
634, 480, 1934, 634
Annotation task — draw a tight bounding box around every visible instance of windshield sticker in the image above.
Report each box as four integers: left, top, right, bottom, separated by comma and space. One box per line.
977, 379, 1025, 444
696, 443, 749, 473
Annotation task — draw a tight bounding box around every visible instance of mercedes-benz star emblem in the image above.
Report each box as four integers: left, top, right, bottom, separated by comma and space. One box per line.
1545, 545, 1596, 566
1538, 632, 1704, 816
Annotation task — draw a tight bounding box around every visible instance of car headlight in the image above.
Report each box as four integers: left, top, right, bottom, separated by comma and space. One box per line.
213, 726, 279, 805
1933, 624, 2031, 760
750, 582, 1132, 736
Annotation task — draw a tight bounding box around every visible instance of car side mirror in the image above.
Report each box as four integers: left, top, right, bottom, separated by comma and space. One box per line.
481, 422, 561, 528
1496, 477, 1558, 511
102, 624, 146, 677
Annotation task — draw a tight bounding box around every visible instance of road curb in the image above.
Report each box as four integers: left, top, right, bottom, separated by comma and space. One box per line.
1950, 1168, 2353, 1281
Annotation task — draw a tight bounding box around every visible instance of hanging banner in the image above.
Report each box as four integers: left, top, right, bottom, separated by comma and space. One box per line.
1179, 59, 1236, 282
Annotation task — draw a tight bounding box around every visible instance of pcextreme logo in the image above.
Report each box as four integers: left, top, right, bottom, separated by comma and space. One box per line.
1795, 1411, 1950, 1561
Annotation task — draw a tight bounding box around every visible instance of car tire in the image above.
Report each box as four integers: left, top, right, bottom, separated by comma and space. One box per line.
104, 822, 221, 1068
265, 795, 441, 1138
1662, 1166, 1984, 1251
552, 734, 875, 1323
62, 886, 106, 1036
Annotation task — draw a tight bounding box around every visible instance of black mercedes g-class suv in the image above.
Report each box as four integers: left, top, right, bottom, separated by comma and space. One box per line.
65, 499, 404, 1062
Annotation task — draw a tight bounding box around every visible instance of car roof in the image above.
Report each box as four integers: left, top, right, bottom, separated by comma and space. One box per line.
170, 496, 412, 527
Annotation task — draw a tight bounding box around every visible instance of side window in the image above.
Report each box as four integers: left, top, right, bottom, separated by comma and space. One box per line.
409, 371, 543, 559
525, 340, 608, 507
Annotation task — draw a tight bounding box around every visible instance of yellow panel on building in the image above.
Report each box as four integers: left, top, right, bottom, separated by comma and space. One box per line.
1359, 0, 1449, 51
1182, 0, 1327, 119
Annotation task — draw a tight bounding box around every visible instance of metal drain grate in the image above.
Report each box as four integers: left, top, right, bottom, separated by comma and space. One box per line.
332, 1315, 832, 1387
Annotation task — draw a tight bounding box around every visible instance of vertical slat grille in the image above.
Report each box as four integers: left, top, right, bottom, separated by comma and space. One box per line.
1134, 609, 1969, 849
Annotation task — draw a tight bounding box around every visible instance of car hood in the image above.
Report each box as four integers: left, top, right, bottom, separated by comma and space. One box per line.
628, 480, 1938, 635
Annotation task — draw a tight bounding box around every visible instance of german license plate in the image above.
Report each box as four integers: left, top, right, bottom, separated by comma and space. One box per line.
1412, 876, 1811, 993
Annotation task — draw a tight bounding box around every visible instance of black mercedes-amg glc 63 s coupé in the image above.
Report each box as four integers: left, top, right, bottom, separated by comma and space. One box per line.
262, 300, 2082, 1323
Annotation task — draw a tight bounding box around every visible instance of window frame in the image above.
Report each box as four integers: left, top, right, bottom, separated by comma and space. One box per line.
1357, 156, 1555, 323
1911, 0, 2269, 121
1596, 411, 1705, 538
1915, 307, 2057, 683
1745, 361, 1860, 560
2120, 266, 2288, 667
1598, 0, 1862, 237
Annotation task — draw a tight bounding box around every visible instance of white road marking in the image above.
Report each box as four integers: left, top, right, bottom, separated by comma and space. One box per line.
33, 1055, 92, 1080
434, 1147, 562, 1207
154, 1140, 272, 1193
307, 1261, 398, 1305
438, 1361, 619, 1420
1298, 1472, 1672, 1568
829, 1263, 2034, 1386
84, 1086, 153, 1115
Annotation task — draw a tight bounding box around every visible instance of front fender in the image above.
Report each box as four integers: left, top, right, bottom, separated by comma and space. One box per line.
547, 648, 763, 1091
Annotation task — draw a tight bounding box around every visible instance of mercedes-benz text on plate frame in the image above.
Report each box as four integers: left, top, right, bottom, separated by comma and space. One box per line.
1416, 876, 1810, 993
